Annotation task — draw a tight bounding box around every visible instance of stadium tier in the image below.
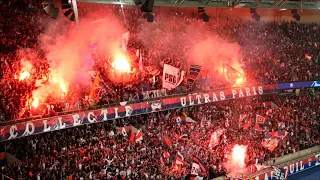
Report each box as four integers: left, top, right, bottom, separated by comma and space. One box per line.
0, 0, 319, 179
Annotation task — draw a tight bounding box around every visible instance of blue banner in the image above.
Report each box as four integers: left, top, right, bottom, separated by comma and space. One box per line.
277, 80, 320, 90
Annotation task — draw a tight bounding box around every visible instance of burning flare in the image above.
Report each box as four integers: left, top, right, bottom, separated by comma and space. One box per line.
18, 59, 33, 81
231, 144, 247, 169
32, 97, 39, 108
112, 54, 131, 73
19, 71, 31, 81
50, 74, 68, 93
236, 77, 244, 85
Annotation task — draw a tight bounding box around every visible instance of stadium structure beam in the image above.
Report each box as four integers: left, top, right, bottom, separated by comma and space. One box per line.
170, 0, 188, 5
76, 0, 319, 10
254, 0, 262, 6
274, 0, 289, 8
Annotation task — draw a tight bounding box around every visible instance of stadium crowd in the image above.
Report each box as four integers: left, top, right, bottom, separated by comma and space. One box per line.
0, 1, 319, 179
0, 91, 319, 179
0, 1, 320, 122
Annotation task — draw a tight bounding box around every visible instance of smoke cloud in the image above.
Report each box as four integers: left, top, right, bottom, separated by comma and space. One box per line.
25, 5, 244, 102
32, 5, 126, 101
136, 8, 243, 72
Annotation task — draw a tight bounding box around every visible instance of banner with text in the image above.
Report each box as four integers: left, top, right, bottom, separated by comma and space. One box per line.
142, 89, 167, 100
0, 84, 276, 142
277, 80, 320, 90
247, 153, 320, 180
162, 64, 181, 90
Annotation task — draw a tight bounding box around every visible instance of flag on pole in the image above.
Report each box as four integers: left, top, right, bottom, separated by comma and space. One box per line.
268, 131, 288, 140
191, 163, 200, 175
128, 131, 135, 142
139, 49, 144, 72
162, 64, 185, 90
178, 134, 189, 140
256, 114, 266, 124
164, 137, 172, 147
242, 120, 252, 129
261, 138, 279, 152
239, 114, 248, 128
176, 152, 184, 164
121, 127, 127, 136
223, 63, 243, 83
135, 129, 143, 142
192, 157, 207, 176
225, 118, 230, 128
121, 32, 130, 51
163, 151, 170, 158
254, 123, 262, 132
185, 65, 202, 87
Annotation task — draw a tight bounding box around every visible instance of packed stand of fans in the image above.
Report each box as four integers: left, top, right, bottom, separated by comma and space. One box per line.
0, 0, 319, 124
0, 91, 319, 179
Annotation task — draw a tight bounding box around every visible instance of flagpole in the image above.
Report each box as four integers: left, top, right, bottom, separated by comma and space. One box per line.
72, 0, 80, 69
204, 70, 208, 90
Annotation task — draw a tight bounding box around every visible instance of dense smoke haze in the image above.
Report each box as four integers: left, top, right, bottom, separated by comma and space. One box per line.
136, 8, 243, 71
18, 4, 244, 103
32, 7, 126, 100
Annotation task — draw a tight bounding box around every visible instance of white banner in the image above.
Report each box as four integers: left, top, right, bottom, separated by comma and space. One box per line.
162, 64, 182, 90
142, 89, 167, 100
191, 163, 200, 175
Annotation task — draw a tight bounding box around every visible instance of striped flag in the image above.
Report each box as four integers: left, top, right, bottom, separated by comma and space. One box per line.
0, 152, 7, 166
185, 65, 202, 87
192, 157, 207, 176
178, 134, 188, 140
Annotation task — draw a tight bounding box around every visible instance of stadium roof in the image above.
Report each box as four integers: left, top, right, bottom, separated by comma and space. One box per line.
77, 0, 320, 10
